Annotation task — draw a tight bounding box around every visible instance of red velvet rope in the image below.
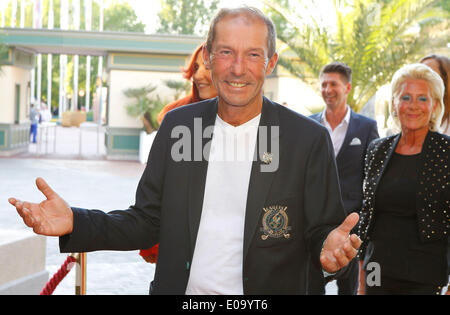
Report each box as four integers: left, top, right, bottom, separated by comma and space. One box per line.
40, 255, 77, 295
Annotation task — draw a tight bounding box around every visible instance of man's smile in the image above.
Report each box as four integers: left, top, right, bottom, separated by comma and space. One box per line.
226, 81, 248, 88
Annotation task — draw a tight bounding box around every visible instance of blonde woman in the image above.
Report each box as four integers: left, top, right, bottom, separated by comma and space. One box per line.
358, 64, 449, 294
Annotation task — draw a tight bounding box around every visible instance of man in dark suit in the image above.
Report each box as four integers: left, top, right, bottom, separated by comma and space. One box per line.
9, 8, 362, 295
309, 62, 379, 295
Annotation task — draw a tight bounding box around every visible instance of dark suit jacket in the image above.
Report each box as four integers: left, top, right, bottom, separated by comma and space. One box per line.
310, 110, 379, 215
358, 131, 449, 285
308, 110, 378, 292
59, 97, 347, 294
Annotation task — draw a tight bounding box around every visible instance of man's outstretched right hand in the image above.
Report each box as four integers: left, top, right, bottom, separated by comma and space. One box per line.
8, 177, 74, 237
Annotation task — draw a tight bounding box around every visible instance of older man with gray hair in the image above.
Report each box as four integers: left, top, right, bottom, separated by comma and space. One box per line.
9, 7, 361, 295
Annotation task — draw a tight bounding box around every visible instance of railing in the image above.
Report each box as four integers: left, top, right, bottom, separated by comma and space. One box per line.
40, 253, 87, 295
32, 123, 105, 157
36, 122, 57, 155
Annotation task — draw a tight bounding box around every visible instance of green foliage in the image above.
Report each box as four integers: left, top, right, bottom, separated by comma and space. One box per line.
164, 79, 191, 100
265, 0, 449, 112
157, 0, 219, 35
124, 85, 157, 115
103, 1, 146, 32
5, 0, 145, 32
0, 42, 8, 59
0, 43, 7, 73
124, 85, 165, 131
439, 0, 450, 12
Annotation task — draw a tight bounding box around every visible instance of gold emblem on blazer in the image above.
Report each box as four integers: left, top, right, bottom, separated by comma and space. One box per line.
261, 206, 291, 240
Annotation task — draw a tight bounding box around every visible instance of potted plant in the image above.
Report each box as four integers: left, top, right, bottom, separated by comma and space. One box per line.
124, 85, 166, 163
124, 84, 164, 134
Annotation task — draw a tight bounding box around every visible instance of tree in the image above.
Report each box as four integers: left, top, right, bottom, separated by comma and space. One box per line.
124, 85, 165, 133
265, 0, 449, 111
157, 0, 219, 35
439, 0, 450, 12
40, 0, 145, 32
103, 1, 145, 32
164, 79, 191, 101
36, 0, 145, 111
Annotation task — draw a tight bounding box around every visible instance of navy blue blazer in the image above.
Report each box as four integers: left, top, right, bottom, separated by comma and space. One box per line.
310, 110, 379, 215
60, 97, 348, 294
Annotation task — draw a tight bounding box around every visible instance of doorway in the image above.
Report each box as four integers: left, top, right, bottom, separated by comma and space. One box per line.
14, 84, 20, 124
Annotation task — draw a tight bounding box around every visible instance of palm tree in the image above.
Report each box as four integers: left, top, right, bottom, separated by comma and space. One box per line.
264, 0, 449, 111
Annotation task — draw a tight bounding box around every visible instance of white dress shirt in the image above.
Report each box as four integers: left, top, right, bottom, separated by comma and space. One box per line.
321, 105, 351, 156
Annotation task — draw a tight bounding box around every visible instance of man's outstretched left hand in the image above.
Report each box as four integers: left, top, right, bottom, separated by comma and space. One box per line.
320, 212, 361, 274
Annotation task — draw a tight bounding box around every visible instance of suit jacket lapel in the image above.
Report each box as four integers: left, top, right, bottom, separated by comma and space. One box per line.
336, 110, 358, 161
243, 97, 281, 260
373, 134, 400, 191
187, 99, 218, 256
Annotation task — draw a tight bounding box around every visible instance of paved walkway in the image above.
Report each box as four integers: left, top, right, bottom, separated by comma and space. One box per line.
0, 158, 155, 295
1, 124, 155, 294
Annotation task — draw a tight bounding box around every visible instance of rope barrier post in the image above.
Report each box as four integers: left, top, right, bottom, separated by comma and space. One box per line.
39, 254, 78, 295
75, 252, 87, 295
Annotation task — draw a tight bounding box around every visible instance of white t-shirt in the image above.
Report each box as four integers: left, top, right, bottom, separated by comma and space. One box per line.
185, 114, 261, 295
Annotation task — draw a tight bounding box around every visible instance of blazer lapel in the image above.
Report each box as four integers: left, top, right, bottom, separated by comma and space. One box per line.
361, 134, 399, 239
243, 97, 281, 260
336, 110, 359, 161
373, 134, 400, 190
187, 99, 218, 256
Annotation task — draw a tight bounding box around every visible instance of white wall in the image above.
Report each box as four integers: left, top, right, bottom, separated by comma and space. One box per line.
0, 66, 31, 124
108, 70, 188, 128
108, 67, 326, 129
265, 75, 325, 116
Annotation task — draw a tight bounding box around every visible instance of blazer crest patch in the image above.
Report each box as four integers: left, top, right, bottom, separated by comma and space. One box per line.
261, 205, 291, 240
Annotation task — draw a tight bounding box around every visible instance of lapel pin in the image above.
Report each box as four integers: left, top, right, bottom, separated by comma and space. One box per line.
262, 152, 272, 164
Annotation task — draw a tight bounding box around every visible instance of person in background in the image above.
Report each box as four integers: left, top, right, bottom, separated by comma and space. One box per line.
29, 104, 39, 144
139, 44, 218, 263
358, 63, 449, 295
419, 54, 450, 295
40, 104, 52, 123
420, 54, 450, 136
309, 62, 379, 295
156, 44, 218, 125
9, 7, 361, 295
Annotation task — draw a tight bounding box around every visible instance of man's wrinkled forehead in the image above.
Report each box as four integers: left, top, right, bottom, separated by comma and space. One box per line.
212, 13, 269, 49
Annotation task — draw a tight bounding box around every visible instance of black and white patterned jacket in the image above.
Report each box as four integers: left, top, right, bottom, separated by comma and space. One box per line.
358, 131, 450, 257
